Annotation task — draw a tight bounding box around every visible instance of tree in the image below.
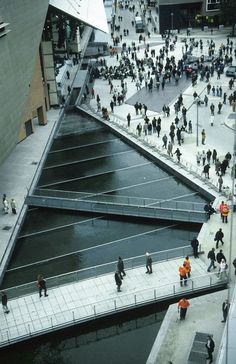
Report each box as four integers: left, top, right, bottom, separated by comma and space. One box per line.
219, 0, 236, 36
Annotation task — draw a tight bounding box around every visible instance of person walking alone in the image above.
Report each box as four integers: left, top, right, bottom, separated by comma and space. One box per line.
214, 228, 224, 249
221, 299, 230, 323
191, 237, 199, 258
117, 257, 126, 278
127, 113, 131, 127
178, 297, 190, 320
145, 252, 152, 274
205, 335, 215, 363
37, 275, 48, 298
1, 291, 10, 314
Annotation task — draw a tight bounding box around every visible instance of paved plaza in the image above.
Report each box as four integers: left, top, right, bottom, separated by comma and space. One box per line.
0, 1, 236, 362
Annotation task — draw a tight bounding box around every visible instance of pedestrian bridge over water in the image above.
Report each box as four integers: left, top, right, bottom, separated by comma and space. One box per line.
26, 189, 207, 224
0, 249, 227, 348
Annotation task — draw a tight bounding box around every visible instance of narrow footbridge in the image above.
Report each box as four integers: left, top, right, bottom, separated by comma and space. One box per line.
25, 189, 207, 223
0, 249, 227, 348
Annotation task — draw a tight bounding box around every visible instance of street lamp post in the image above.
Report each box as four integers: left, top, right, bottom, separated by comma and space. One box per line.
171, 13, 174, 34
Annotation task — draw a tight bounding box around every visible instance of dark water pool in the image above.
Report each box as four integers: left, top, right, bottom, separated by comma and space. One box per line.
0, 306, 167, 364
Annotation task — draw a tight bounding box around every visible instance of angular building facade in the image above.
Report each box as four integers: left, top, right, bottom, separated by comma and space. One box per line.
0, 0, 49, 165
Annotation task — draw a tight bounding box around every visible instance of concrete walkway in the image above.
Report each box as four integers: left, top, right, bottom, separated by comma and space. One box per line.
0, 2, 235, 361
0, 256, 223, 348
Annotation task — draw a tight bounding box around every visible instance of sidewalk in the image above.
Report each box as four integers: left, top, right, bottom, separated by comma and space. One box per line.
0, 110, 59, 267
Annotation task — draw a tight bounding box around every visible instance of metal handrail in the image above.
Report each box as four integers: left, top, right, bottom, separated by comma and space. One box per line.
0, 271, 227, 348
4, 245, 197, 298
32, 188, 205, 212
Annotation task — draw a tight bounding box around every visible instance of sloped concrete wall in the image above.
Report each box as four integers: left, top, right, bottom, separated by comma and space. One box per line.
0, 0, 49, 165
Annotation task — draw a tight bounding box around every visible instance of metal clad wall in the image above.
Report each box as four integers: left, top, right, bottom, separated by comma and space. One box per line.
0, 0, 49, 165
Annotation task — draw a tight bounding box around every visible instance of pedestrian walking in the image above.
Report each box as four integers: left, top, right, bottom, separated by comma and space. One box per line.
222, 202, 229, 223
1, 291, 10, 314
37, 275, 48, 298
10, 198, 17, 214
203, 164, 210, 178
214, 228, 224, 249
67, 85, 71, 94
179, 263, 188, 286
178, 297, 190, 320
219, 200, 225, 221
218, 259, 227, 279
216, 249, 226, 264
174, 148, 182, 163
3, 194, 9, 214
201, 129, 206, 145
212, 149, 217, 164
218, 175, 223, 192
188, 120, 192, 133
145, 252, 152, 274
205, 335, 215, 363
222, 299, 230, 323
183, 256, 191, 277
115, 271, 122, 292
167, 141, 173, 157
66, 70, 70, 79
207, 248, 216, 272
162, 134, 167, 148
117, 257, 126, 278
191, 237, 199, 258
127, 113, 131, 127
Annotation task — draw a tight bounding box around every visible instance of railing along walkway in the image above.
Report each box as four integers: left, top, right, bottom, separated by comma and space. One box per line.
0, 256, 227, 348
25, 190, 207, 223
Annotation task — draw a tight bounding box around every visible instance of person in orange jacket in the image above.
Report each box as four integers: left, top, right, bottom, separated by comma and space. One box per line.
184, 256, 191, 278
222, 203, 229, 223
178, 297, 190, 320
179, 263, 188, 286
219, 200, 225, 221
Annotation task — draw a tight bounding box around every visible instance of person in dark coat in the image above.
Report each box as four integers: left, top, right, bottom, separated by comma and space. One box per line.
127, 113, 131, 127
117, 257, 126, 278
115, 271, 122, 292
146, 252, 152, 274
222, 299, 230, 322
216, 249, 226, 264
191, 237, 199, 258
1, 291, 10, 314
174, 148, 182, 162
214, 228, 224, 249
37, 275, 48, 298
205, 335, 215, 363
203, 164, 210, 178
207, 248, 216, 272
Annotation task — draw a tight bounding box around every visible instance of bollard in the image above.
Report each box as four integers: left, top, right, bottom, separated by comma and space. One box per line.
114, 300, 117, 310
72, 311, 75, 323
93, 305, 96, 316
134, 295, 137, 305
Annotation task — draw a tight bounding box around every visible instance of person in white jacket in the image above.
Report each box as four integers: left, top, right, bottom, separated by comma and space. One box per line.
218, 259, 227, 279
